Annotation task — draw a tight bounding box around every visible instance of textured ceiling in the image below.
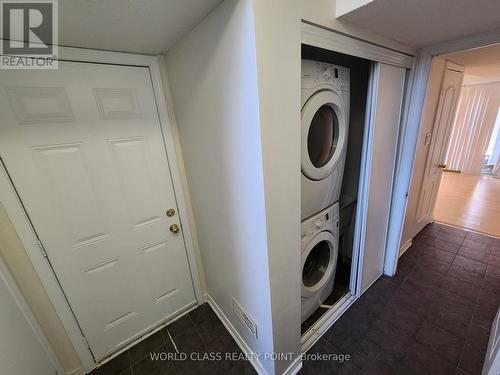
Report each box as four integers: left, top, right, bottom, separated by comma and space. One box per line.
57, 0, 222, 54
444, 44, 500, 85
338, 0, 500, 48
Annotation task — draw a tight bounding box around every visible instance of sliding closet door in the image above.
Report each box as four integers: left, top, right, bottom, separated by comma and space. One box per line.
361, 63, 406, 294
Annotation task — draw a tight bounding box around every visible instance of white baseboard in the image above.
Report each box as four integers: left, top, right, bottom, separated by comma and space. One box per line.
399, 238, 412, 256
205, 294, 269, 375
67, 367, 85, 375
282, 354, 302, 375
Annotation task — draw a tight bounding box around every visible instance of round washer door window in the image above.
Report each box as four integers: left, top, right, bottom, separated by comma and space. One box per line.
301, 90, 346, 181
301, 231, 338, 297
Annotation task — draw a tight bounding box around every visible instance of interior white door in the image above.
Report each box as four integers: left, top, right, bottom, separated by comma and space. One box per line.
0, 61, 196, 360
414, 62, 464, 231
0, 257, 57, 375
361, 63, 406, 294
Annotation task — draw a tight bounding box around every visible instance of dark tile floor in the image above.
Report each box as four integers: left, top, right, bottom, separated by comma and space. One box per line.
300, 223, 500, 375
91, 223, 499, 375
90, 303, 256, 375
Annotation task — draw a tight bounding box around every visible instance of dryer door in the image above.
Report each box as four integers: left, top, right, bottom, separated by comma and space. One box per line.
301, 231, 338, 297
302, 90, 347, 181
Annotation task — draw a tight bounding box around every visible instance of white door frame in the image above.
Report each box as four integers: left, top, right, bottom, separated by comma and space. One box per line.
0, 46, 204, 372
0, 251, 64, 375
384, 29, 500, 276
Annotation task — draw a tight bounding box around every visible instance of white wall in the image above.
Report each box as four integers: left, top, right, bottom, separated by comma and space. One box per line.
165, 0, 276, 373
252, 0, 302, 373
301, 0, 415, 55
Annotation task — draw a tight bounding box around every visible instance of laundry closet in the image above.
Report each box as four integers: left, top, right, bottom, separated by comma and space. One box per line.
300, 46, 370, 334
299, 24, 413, 350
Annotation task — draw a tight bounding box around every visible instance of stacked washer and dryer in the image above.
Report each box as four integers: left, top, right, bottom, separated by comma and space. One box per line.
301, 60, 350, 323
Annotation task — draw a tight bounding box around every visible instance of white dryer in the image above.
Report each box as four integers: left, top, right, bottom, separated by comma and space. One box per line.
301, 203, 339, 323
301, 60, 350, 220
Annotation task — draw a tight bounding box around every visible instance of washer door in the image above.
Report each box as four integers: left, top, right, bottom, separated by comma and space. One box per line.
301, 90, 347, 181
301, 231, 338, 298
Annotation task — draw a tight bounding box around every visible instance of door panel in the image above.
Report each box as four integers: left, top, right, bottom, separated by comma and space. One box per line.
0, 61, 196, 360
33, 142, 110, 248
415, 64, 463, 229
361, 63, 406, 294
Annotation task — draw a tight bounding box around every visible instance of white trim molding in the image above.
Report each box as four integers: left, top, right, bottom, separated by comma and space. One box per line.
67, 368, 85, 375
0, 46, 204, 373
148, 57, 205, 305
301, 21, 414, 68
399, 238, 412, 256
282, 355, 303, 375
0, 254, 65, 375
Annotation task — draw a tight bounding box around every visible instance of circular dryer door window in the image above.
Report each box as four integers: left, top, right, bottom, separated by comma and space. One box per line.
301, 231, 338, 297
307, 104, 339, 168
302, 90, 346, 181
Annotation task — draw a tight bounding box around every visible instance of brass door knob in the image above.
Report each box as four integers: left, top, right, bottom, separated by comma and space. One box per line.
169, 224, 180, 234
166, 208, 175, 217
438, 163, 447, 169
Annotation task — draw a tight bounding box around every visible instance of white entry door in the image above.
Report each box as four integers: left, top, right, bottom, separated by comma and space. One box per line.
0, 61, 196, 360
415, 62, 464, 230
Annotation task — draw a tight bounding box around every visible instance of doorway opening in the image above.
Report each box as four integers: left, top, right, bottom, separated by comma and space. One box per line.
389, 43, 500, 375
403, 43, 500, 250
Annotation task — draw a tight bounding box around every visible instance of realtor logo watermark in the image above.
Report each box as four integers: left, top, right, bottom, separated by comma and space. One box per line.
1, 0, 58, 69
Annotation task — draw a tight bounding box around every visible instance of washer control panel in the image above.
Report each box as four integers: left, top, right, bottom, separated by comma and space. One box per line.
302, 59, 350, 91
301, 203, 339, 243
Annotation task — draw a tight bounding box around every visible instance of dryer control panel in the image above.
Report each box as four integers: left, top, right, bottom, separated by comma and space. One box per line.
301, 60, 350, 92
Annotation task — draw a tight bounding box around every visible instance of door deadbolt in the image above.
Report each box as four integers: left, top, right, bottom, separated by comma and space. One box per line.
169, 224, 180, 234
166, 208, 175, 217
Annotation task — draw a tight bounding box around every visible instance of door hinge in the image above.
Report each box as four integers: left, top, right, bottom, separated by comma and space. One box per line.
36, 240, 48, 258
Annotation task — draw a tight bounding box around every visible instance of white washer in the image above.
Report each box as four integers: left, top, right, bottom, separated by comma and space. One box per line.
301, 59, 350, 220
301, 203, 339, 323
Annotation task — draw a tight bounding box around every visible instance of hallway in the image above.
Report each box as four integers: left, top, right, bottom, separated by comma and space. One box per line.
434, 172, 500, 238
92, 223, 499, 374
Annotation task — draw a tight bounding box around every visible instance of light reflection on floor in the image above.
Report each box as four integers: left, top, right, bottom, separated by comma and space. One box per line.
434, 172, 500, 238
